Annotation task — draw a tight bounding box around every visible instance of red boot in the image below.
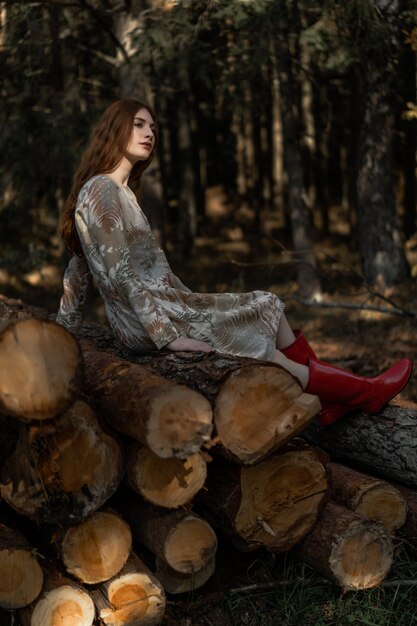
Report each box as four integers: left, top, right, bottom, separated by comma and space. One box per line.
282, 330, 412, 426
305, 358, 413, 426
281, 330, 317, 365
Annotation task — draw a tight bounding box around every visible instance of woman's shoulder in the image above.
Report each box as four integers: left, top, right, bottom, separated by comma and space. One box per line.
79, 174, 121, 198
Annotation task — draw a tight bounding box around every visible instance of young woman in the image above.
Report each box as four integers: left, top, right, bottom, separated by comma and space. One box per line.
57, 98, 412, 426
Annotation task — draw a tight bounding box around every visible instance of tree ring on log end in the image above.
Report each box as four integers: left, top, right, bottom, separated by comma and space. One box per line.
103, 573, 165, 625
352, 483, 408, 532
147, 386, 212, 458
330, 521, 394, 590
62, 512, 132, 584
0, 319, 82, 420
0, 549, 43, 609
215, 365, 321, 464
127, 447, 207, 508
164, 515, 217, 574
235, 449, 327, 551
31, 586, 95, 626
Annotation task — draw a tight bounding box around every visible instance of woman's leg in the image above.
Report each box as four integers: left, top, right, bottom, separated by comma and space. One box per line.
271, 349, 309, 389
275, 313, 297, 350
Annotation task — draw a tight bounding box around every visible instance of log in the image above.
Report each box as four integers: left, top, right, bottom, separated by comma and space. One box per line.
81, 340, 213, 459
114, 491, 217, 575
0, 318, 82, 420
0, 523, 43, 609
81, 332, 320, 465
390, 483, 417, 539
303, 406, 417, 490
92, 553, 165, 626
126, 443, 207, 508
48, 510, 132, 584
0, 298, 321, 463
197, 448, 328, 551
155, 556, 216, 594
328, 462, 407, 532
0, 400, 124, 524
19, 569, 95, 626
295, 501, 394, 591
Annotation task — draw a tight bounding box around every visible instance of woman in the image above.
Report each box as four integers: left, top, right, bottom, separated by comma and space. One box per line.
57, 98, 412, 426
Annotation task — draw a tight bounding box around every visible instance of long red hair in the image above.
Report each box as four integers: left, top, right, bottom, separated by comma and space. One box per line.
60, 99, 158, 256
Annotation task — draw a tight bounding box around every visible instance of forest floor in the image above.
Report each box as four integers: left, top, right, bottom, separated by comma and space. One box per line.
1, 192, 417, 625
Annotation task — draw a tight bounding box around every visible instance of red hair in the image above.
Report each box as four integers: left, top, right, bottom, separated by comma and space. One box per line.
59, 99, 158, 256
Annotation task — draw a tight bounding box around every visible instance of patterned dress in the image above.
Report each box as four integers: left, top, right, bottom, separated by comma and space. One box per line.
56, 175, 285, 360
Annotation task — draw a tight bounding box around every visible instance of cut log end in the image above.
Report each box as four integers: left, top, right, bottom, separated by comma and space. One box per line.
62, 511, 132, 584
165, 515, 217, 574
353, 483, 408, 532
127, 446, 207, 508
147, 386, 213, 458
331, 521, 394, 591
100, 573, 165, 626
155, 556, 216, 595
0, 548, 43, 609
30, 586, 95, 626
235, 449, 327, 551
0, 319, 82, 420
214, 366, 321, 464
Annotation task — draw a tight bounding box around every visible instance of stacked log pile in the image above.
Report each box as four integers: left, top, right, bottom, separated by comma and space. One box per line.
0, 296, 416, 624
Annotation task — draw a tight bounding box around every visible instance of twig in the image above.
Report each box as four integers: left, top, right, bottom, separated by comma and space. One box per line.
284, 295, 416, 318
380, 579, 417, 588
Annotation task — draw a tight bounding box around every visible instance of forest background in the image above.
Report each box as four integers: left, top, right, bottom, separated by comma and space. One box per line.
1, 2, 417, 625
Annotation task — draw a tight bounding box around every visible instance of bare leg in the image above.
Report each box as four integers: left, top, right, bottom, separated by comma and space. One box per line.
271, 349, 309, 389
275, 313, 296, 350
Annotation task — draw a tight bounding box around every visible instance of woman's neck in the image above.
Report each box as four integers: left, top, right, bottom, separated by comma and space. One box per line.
107, 157, 133, 187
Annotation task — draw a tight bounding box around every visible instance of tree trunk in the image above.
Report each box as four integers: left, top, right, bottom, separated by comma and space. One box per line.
49, 510, 132, 584
197, 448, 328, 552
0, 523, 43, 609
303, 406, 417, 490
92, 552, 166, 626
355, 16, 409, 286
328, 462, 407, 532
296, 501, 394, 591
80, 339, 213, 459
114, 490, 217, 576
19, 569, 95, 626
0, 400, 124, 524
274, 3, 321, 300
0, 318, 82, 420
126, 443, 207, 508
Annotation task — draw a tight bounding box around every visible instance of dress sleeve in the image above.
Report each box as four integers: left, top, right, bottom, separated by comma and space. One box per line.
77, 180, 180, 349
56, 254, 89, 331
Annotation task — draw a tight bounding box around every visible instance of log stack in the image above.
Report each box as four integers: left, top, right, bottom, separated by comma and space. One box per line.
0, 297, 416, 624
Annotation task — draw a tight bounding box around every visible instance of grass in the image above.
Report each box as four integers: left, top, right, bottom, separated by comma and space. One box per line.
219, 541, 417, 626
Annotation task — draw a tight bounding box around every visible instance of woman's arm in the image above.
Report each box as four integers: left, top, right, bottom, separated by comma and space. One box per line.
77, 180, 181, 350
56, 254, 89, 331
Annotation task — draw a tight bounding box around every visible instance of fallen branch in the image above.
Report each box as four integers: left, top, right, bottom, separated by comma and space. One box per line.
283, 295, 416, 318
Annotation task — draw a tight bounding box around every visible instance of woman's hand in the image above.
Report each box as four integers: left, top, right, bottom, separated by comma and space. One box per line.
166, 337, 215, 353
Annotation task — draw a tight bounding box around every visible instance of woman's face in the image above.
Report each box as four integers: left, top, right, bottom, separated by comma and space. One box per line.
125, 107, 156, 163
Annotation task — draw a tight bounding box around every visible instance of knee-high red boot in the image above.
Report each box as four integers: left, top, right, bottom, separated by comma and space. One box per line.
281, 330, 412, 426
305, 358, 412, 426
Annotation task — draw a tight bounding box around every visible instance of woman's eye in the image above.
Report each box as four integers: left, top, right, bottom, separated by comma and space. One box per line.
135, 123, 143, 128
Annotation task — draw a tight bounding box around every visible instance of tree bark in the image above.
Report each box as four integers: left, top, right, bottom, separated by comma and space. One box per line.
126, 442, 207, 508
0, 318, 82, 420
328, 462, 407, 532
0, 400, 124, 524
303, 406, 417, 490
77, 325, 321, 465
155, 555, 216, 595
355, 5, 409, 286
197, 447, 328, 552
295, 501, 394, 591
80, 339, 213, 459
